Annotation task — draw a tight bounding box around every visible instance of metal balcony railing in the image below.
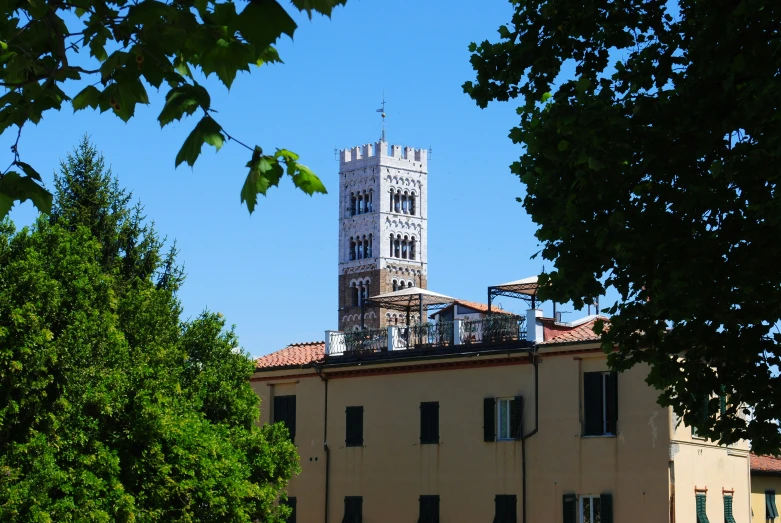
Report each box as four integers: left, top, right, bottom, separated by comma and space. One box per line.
325, 315, 527, 356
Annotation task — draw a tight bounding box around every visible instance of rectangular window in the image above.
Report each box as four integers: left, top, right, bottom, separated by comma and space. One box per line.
274, 395, 296, 442
583, 372, 617, 436
484, 397, 496, 442
345, 406, 363, 447
283, 497, 296, 523
418, 495, 439, 523
767, 490, 779, 520
692, 394, 708, 439
420, 402, 439, 444
577, 494, 613, 523
723, 494, 736, 523
497, 397, 523, 440
343, 496, 362, 523
493, 494, 517, 523
696, 493, 710, 523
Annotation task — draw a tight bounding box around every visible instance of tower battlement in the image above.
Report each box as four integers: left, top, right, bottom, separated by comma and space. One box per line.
340, 140, 427, 169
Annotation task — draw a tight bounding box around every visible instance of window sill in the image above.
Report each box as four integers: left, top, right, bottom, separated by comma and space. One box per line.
581, 434, 617, 439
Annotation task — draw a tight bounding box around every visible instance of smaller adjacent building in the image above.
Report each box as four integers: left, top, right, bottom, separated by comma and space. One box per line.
751, 453, 781, 523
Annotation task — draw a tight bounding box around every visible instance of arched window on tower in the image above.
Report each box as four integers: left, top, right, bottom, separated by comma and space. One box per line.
394, 236, 401, 258
392, 279, 398, 292
361, 282, 369, 304
399, 280, 406, 290
365, 235, 372, 258
410, 194, 416, 215
350, 239, 356, 261
350, 193, 356, 216
410, 237, 416, 260
394, 191, 400, 213
351, 283, 359, 306
401, 236, 408, 259
357, 239, 364, 259
368, 190, 373, 212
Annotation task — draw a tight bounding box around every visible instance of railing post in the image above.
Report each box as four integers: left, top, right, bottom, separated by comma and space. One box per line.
325, 330, 331, 354
454, 319, 463, 346
387, 326, 395, 351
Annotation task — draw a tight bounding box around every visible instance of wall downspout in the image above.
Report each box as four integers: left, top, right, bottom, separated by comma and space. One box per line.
314, 364, 330, 523
521, 350, 540, 523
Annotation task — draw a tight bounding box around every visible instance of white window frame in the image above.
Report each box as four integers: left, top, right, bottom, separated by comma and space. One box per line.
497, 398, 515, 441
578, 495, 601, 523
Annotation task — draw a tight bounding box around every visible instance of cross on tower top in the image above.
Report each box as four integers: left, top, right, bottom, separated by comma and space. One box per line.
376, 96, 386, 142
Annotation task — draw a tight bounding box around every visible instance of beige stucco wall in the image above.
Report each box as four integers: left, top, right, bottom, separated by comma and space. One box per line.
251, 346, 750, 523
751, 475, 781, 523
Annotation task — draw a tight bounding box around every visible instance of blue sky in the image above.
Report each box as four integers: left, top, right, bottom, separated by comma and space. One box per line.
3, 0, 596, 357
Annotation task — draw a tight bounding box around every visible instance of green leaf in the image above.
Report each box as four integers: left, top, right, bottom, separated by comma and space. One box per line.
72, 86, 101, 111
158, 85, 210, 127
541, 92, 553, 102
175, 116, 225, 167
14, 162, 43, 181
557, 140, 570, 151
289, 161, 327, 196
242, 152, 284, 213
0, 171, 53, 217
290, 0, 346, 17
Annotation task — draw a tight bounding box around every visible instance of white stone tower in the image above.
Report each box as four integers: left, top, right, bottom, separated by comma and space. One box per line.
338, 139, 428, 331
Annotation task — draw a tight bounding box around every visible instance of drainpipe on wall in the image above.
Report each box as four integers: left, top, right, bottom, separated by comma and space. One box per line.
314, 363, 330, 523
521, 349, 540, 523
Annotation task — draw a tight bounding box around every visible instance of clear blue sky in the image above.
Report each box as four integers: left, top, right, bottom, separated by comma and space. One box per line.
3, 0, 600, 357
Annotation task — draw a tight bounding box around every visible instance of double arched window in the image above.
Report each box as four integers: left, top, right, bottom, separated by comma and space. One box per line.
350, 279, 371, 307
349, 190, 374, 217
349, 234, 373, 261
389, 189, 416, 215
388, 234, 416, 260
392, 279, 415, 292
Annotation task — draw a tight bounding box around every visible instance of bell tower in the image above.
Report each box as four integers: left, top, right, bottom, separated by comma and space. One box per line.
337, 138, 428, 330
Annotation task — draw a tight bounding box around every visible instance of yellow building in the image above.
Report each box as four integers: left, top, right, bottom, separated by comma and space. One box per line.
750, 454, 781, 523
253, 300, 750, 523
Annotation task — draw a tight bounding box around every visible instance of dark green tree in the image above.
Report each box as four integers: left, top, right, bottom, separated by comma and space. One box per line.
0, 0, 343, 218
0, 138, 298, 521
464, 0, 781, 453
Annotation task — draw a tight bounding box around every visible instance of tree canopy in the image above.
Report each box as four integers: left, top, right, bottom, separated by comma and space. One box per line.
0, 137, 298, 521
0, 0, 345, 219
465, 0, 781, 452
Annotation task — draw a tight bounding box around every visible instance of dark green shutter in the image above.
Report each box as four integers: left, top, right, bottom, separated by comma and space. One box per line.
484, 397, 496, 442
723, 495, 736, 523
346, 406, 363, 447
493, 495, 516, 523
343, 497, 362, 523
719, 385, 727, 416
695, 493, 710, 523
562, 494, 577, 523
605, 372, 618, 434
420, 402, 439, 444
274, 395, 296, 441
418, 496, 439, 523
767, 490, 779, 519
511, 396, 524, 440
284, 497, 297, 523
584, 372, 603, 435
600, 493, 613, 523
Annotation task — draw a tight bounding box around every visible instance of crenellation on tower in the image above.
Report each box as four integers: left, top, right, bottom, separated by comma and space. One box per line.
338, 138, 429, 331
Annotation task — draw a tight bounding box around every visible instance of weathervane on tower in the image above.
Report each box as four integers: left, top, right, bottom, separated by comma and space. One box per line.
376, 96, 386, 142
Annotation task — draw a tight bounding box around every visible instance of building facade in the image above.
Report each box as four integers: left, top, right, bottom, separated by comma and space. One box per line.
253, 312, 751, 523
750, 454, 781, 523
337, 139, 428, 331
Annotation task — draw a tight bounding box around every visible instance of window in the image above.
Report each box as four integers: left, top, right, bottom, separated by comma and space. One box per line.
767, 490, 779, 520
420, 402, 439, 444
497, 397, 523, 441
695, 493, 710, 523
493, 495, 517, 523
563, 494, 613, 523
410, 194, 416, 215
410, 239, 416, 260
583, 371, 617, 436
273, 395, 296, 442
346, 406, 363, 447
282, 497, 296, 523
343, 496, 362, 523
562, 494, 577, 523
723, 494, 736, 523
692, 394, 708, 439
418, 495, 439, 523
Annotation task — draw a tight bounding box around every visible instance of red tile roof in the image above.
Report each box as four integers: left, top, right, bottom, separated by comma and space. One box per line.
431, 299, 515, 318
751, 453, 781, 474
538, 317, 608, 345
255, 341, 325, 369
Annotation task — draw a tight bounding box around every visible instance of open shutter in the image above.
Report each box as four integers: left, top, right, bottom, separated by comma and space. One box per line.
274, 396, 297, 441
723, 495, 736, 523
767, 490, 779, 519
346, 406, 363, 447
511, 396, 524, 440
343, 497, 362, 523
284, 497, 297, 523
562, 494, 577, 523
605, 372, 618, 434
484, 397, 496, 442
584, 373, 603, 435
418, 496, 439, 523
600, 493, 613, 523
696, 493, 710, 523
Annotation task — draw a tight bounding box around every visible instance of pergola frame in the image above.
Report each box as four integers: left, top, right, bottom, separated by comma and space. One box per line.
487, 276, 540, 313
361, 286, 456, 329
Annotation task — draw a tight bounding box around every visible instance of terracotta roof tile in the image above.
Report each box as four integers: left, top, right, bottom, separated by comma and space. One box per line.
538, 317, 608, 345
255, 341, 325, 369
431, 299, 515, 318
751, 453, 781, 474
